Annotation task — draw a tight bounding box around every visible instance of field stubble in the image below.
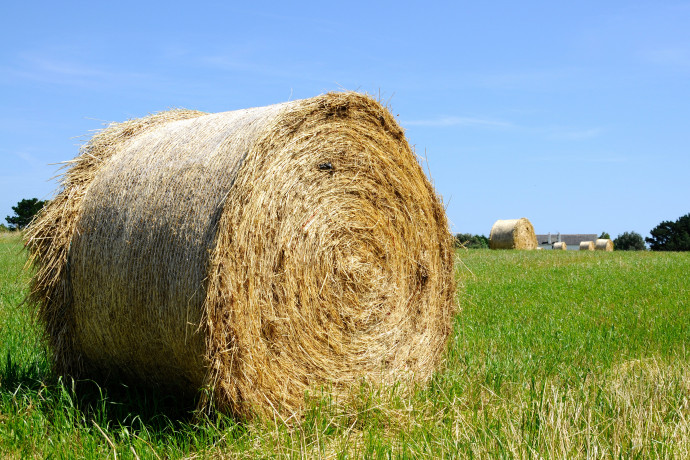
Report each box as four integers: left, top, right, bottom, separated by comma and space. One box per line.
1, 232, 689, 457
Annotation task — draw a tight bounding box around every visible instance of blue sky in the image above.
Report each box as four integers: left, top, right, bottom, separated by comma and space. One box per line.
2, 1, 688, 238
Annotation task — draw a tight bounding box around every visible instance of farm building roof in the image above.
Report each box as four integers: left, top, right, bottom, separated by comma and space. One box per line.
535, 234, 598, 246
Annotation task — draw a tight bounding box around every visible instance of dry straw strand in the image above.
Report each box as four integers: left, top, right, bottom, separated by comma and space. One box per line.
595, 238, 614, 251
25, 92, 457, 419
579, 241, 595, 251
489, 218, 538, 250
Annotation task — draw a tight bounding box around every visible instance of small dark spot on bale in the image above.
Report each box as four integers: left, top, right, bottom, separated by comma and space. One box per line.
418, 266, 429, 291
325, 103, 349, 119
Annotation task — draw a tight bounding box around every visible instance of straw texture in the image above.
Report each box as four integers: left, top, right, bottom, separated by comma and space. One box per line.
553, 242, 567, 251
595, 238, 614, 251
25, 92, 456, 419
579, 241, 595, 251
489, 218, 538, 250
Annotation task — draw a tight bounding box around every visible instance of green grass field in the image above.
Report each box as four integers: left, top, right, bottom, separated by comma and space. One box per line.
2, 231, 689, 458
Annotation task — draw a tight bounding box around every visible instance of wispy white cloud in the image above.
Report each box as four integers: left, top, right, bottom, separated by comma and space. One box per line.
547, 127, 604, 140
197, 53, 333, 84
471, 68, 587, 91
0, 147, 52, 168
528, 153, 629, 163
403, 116, 513, 128
402, 116, 605, 144
640, 46, 690, 70
14, 151, 44, 167
4, 54, 154, 88
25, 58, 109, 78
198, 55, 255, 72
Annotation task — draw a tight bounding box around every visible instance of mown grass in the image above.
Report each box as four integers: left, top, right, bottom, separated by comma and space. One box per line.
1, 231, 689, 458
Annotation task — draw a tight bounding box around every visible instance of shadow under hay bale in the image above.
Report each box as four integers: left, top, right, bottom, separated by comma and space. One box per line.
595, 238, 614, 251
579, 241, 595, 251
24, 92, 456, 419
489, 218, 538, 250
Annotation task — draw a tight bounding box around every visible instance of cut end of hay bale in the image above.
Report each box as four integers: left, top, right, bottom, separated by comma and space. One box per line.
553, 242, 567, 250
24, 92, 457, 419
579, 241, 595, 251
595, 238, 614, 251
489, 218, 538, 250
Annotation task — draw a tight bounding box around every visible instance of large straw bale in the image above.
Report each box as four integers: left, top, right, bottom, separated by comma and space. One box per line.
595, 238, 614, 251
553, 242, 567, 250
579, 241, 595, 251
489, 218, 538, 250
25, 92, 456, 419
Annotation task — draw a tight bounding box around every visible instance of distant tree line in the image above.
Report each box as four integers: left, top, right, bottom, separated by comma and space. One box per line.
3, 198, 689, 252
454, 233, 489, 249
583, 213, 690, 251
607, 213, 689, 251
645, 213, 690, 251
613, 231, 646, 251
454, 212, 689, 252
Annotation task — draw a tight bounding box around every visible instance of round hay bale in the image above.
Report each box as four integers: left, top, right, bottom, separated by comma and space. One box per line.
25, 92, 456, 419
553, 242, 567, 250
489, 218, 538, 250
579, 241, 595, 251
595, 238, 614, 251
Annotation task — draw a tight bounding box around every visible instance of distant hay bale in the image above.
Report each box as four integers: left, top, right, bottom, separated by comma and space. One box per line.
579, 241, 595, 251
595, 238, 614, 251
489, 218, 538, 250
25, 92, 456, 419
553, 242, 567, 251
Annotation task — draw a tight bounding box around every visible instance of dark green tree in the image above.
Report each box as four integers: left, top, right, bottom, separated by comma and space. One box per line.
646, 213, 690, 251
5, 198, 47, 230
613, 231, 646, 251
599, 231, 611, 240
455, 233, 489, 249
646, 220, 674, 250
